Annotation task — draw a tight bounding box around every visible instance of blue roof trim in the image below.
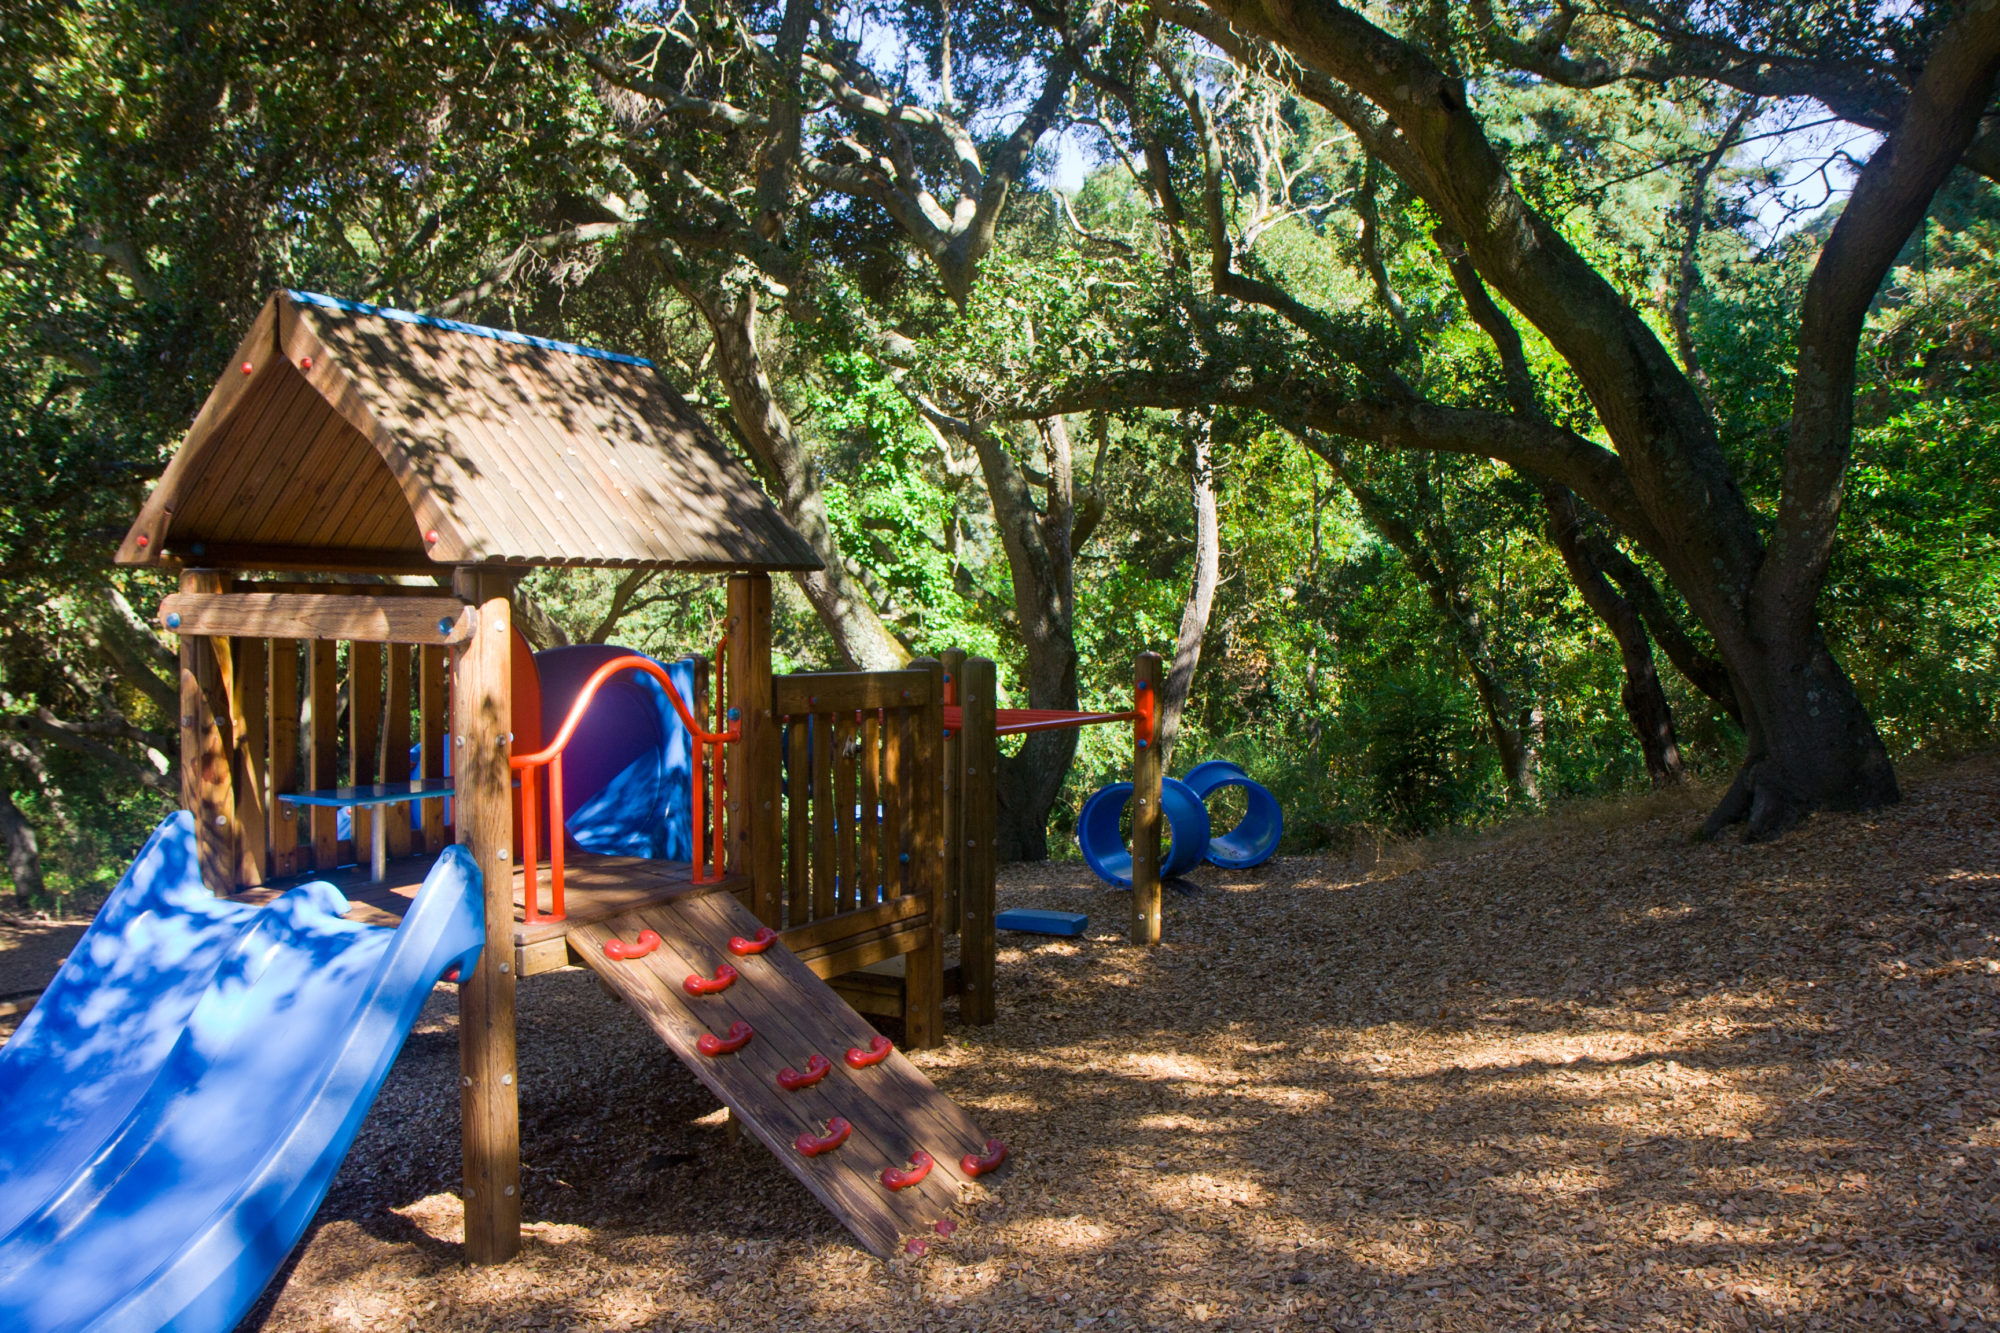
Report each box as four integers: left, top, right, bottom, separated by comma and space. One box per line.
285, 290, 652, 367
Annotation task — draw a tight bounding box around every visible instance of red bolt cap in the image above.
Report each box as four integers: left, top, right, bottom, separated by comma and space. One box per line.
241, 361, 254, 374
424, 530, 440, 544
300, 355, 313, 370
136, 535, 149, 547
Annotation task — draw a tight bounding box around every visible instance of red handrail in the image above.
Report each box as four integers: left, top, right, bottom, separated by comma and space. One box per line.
511, 651, 739, 922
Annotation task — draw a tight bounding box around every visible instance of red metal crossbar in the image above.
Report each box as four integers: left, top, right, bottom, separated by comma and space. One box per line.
942, 705, 1139, 737
511, 648, 739, 923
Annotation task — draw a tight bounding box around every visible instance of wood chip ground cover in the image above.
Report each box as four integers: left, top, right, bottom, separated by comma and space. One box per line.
7, 759, 1999, 1330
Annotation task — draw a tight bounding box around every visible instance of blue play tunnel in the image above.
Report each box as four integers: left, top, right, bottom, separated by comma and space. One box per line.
1182, 760, 1284, 868
1076, 777, 1211, 887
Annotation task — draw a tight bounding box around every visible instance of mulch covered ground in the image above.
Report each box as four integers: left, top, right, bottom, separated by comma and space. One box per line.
8, 758, 1999, 1330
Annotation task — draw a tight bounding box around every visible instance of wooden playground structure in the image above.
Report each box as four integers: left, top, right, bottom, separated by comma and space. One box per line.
118, 290, 1166, 1262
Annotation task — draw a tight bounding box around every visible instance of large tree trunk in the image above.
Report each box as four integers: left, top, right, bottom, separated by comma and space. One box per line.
1541, 485, 1686, 787
0, 789, 46, 911
1184, 0, 2000, 834
1155, 412, 1220, 771
970, 418, 1084, 860
697, 284, 910, 670
1439, 243, 1688, 788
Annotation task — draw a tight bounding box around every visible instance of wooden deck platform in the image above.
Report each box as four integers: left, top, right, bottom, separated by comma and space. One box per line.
229, 850, 749, 977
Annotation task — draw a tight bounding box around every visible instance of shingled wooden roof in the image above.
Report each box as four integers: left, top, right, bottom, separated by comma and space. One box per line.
116, 290, 822, 575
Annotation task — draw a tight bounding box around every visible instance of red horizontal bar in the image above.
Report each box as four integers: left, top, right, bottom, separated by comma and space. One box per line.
942, 706, 1140, 737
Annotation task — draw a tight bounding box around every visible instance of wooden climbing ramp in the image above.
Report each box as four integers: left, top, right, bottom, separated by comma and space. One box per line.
570, 884, 1003, 1257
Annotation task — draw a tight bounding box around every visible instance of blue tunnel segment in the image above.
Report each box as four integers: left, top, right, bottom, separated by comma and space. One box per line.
1182, 761, 1284, 869
1075, 777, 1212, 887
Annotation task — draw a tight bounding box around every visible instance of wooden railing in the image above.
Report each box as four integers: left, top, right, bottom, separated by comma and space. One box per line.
768, 662, 944, 981
168, 575, 457, 892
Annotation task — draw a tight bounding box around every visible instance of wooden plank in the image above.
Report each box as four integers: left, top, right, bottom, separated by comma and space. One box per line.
349, 641, 383, 876
772, 670, 932, 717
570, 906, 951, 1256
939, 648, 965, 933
231, 636, 270, 887
419, 644, 447, 853
958, 656, 997, 1025
237, 580, 454, 598
776, 892, 928, 956
1131, 650, 1165, 946
811, 711, 834, 923
177, 570, 237, 893
382, 643, 414, 861
268, 639, 301, 877
156, 592, 475, 644
453, 568, 520, 1265
905, 658, 945, 1050
306, 639, 340, 872
834, 711, 857, 915
881, 707, 904, 899
728, 574, 779, 927
679, 890, 991, 1183
784, 716, 809, 930
796, 922, 930, 979
858, 711, 880, 909
515, 935, 575, 978
668, 894, 980, 1213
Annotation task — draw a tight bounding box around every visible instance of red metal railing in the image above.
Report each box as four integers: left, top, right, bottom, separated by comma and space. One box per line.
511, 650, 738, 923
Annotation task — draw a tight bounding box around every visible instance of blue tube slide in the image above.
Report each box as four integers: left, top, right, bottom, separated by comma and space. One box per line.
1076, 777, 1211, 887
1181, 761, 1284, 869
0, 812, 484, 1333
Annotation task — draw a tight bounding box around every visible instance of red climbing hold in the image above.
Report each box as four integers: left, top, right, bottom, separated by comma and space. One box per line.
959, 1140, 1008, 1178
881, 1151, 934, 1191
603, 929, 661, 961
904, 1238, 929, 1256
794, 1117, 850, 1157
696, 1020, 753, 1056
682, 962, 739, 996
845, 1034, 893, 1069
777, 1054, 831, 1090
935, 1218, 958, 1236
728, 926, 778, 956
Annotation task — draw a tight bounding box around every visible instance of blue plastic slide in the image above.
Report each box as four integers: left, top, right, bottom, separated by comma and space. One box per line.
1076, 777, 1212, 887
0, 811, 483, 1333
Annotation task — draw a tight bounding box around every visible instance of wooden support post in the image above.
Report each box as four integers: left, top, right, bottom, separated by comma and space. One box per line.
1131, 650, 1165, 946
452, 569, 519, 1265
727, 574, 779, 927
958, 656, 998, 1025
939, 647, 965, 936
383, 643, 414, 863
269, 640, 300, 877
350, 642, 383, 878
419, 644, 447, 853
905, 656, 946, 1049
306, 640, 339, 872
231, 635, 269, 888
177, 571, 238, 893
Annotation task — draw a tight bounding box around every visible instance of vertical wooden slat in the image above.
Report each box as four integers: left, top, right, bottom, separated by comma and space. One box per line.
1131, 650, 1166, 946
689, 654, 708, 869
231, 636, 269, 887
858, 711, 881, 908
834, 712, 858, 913
811, 711, 835, 922
419, 643, 447, 853
306, 639, 339, 871
349, 640, 383, 861
383, 643, 413, 862
905, 657, 945, 1050
959, 656, 998, 1025
785, 715, 809, 929
269, 638, 300, 877
454, 568, 520, 1265
727, 574, 779, 927
880, 705, 904, 899
939, 648, 965, 933
177, 570, 236, 893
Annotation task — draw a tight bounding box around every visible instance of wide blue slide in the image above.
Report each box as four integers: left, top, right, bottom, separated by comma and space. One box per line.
0, 811, 483, 1332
